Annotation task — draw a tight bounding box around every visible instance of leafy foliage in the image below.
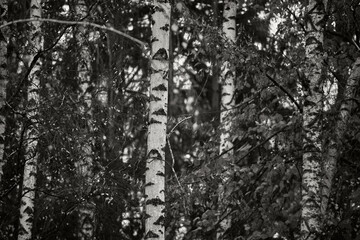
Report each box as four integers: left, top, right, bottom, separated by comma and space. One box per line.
1, 0, 360, 239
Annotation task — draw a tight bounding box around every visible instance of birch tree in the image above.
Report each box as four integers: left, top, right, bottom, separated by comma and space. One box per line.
220, 0, 236, 157
18, 0, 42, 239
0, 0, 8, 184
144, 1, 170, 239
75, 1, 95, 239
218, 0, 236, 237
321, 58, 360, 214
301, 0, 325, 239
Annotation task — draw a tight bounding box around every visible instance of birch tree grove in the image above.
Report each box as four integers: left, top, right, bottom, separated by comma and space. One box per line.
1, 0, 360, 239
301, 0, 325, 239
144, 1, 170, 239
18, 0, 42, 239
0, 0, 7, 184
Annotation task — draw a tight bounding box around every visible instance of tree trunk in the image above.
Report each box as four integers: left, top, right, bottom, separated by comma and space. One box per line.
0, 0, 8, 184
218, 0, 236, 238
75, 1, 96, 239
301, 0, 325, 239
220, 0, 236, 156
144, 1, 170, 239
18, 0, 42, 239
211, 0, 220, 124
321, 58, 360, 214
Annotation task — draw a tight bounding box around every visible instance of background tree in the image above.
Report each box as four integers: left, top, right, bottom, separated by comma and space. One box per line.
0, 0, 360, 239
18, 0, 42, 239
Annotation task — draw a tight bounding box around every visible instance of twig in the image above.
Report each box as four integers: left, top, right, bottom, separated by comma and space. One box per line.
0, 18, 147, 49
235, 126, 288, 164
166, 137, 188, 214
265, 73, 302, 113
167, 116, 193, 136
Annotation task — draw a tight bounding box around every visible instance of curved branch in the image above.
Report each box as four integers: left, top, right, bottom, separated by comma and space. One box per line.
265, 73, 303, 113
0, 18, 148, 49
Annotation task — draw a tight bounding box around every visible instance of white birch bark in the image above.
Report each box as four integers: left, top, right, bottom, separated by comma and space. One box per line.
18, 0, 42, 239
301, 1, 325, 239
0, 0, 8, 183
220, 0, 236, 156
75, 1, 95, 239
321, 58, 360, 214
144, 1, 170, 239
218, 1, 236, 238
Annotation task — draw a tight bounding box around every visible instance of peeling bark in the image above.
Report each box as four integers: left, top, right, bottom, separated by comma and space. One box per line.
145, 1, 170, 239
18, 0, 42, 239
301, 0, 325, 239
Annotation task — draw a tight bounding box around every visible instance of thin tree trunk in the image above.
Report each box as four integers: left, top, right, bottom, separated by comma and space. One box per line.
321, 58, 360, 214
106, 30, 115, 150
75, 1, 95, 239
218, 0, 236, 238
211, 0, 220, 123
144, 1, 170, 239
0, 0, 8, 184
301, 0, 326, 239
18, 0, 42, 239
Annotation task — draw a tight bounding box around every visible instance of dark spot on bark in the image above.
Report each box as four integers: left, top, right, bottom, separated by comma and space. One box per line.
150, 94, 162, 102
151, 36, 158, 43
149, 118, 161, 124
152, 48, 168, 60
156, 171, 165, 177
153, 84, 167, 91
154, 215, 165, 225
153, 108, 166, 116
160, 23, 170, 32
146, 197, 165, 206
148, 149, 162, 160
145, 230, 159, 239
145, 181, 155, 187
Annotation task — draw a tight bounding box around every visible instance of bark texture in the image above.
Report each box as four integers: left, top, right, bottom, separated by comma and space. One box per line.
220, 0, 236, 156
321, 58, 360, 214
0, 0, 8, 183
218, 0, 236, 238
145, 1, 170, 239
301, 0, 325, 239
75, 1, 96, 239
18, 0, 42, 239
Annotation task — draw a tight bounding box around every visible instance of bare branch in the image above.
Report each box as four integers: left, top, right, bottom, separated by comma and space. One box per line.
0, 18, 148, 49
265, 73, 303, 113
167, 116, 193, 136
